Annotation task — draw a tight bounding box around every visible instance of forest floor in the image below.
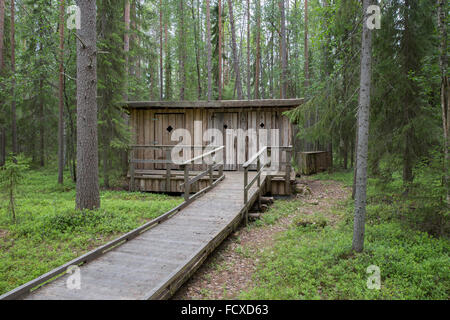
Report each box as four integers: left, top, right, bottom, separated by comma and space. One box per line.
174, 171, 449, 300
0, 169, 182, 295
1, 169, 448, 299
173, 178, 348, 299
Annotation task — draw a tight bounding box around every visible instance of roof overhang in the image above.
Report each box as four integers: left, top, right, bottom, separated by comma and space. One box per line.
122, 99, 304, 110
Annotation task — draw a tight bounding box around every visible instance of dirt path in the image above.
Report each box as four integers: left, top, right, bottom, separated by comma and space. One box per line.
172, 179, 350, 300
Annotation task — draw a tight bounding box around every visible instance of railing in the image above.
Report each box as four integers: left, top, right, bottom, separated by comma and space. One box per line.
273, 146, 293, 196
129, 145, 225, 203
129, 145, 213, 192
242, 146, 270, 224
180, 146, 225, 202
242, 145, 293, 224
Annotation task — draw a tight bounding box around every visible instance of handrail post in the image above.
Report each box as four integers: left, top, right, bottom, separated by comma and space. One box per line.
130, 148, 135, 191
183, 164, 190, 202
285, 148, 292, 195
244, 166, 249, 224
219, 163, 223, 178
209, 164, 213, 186
166, 149, 171, 193
257, 157, 261, 210
244, 166, 248, 204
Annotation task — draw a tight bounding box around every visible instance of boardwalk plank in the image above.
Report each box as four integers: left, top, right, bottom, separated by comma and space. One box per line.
16, 172, 269, 300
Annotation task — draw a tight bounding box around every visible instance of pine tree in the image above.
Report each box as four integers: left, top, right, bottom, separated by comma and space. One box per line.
353, 0, 373, 253
75, 0, 100, 210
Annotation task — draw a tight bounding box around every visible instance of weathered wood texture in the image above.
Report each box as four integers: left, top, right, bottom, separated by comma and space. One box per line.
130, 108, 293, 173
5, 172, 266, 300
298, 151, 332, 175
124, 99, 304, 109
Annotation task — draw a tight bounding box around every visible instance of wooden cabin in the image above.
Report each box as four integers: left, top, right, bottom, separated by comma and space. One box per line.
124, 99, 304, 196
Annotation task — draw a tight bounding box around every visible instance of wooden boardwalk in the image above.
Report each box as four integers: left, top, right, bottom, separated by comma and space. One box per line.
5, 172, 265, 300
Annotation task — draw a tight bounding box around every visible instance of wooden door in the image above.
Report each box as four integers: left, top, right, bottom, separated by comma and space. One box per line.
212, 112, 238, 171
154, 113, 185, 170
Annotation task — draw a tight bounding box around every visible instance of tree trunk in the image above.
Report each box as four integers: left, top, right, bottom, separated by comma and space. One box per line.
39, 77, 45, 167
179, 0, 186, 100
124, 0, 130, 100
64, 77, 76, 183
324, 0, 332, 168
75, 0, 100, 210
254, 0, 261, 99
206, 0, 212, 101
270, 33, 274, 98
191, 0, 202, 99
0, 127, 5, 166
121, 1, 131, 174
246, 0, 251, 100
218, 0, 222, 100
0, 0, 4, 70
159, 0, 163, 100
227, 0, 243, 100
438, 0, 449, 205
304, 0, 309, 89
0, 0, 5, 165
10, 0, 17, 155
164, 18, 171, 100
343, 138, 348, 170
130, 0, 136, 78
402, 0, 415, 189
352, 0, 372, 253
103, 140, 110, 188
58, 0, 65, 184
304, 0, 314, 151
279, 0, 287, 99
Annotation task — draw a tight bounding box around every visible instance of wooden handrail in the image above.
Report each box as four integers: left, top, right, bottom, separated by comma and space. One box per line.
182, 162, 225, 202
180, 146, 225, 202
242, 145, 293, 224
243, 146, 267, 169
181, 146, 224, 166
129, 145, 223, 192
243, 146, 272, 224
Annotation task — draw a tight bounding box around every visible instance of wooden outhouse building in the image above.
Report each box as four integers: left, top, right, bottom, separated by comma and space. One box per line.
124, 99, 303, 195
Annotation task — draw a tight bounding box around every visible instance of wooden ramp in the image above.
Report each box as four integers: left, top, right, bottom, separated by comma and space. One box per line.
3, 172, 265, 300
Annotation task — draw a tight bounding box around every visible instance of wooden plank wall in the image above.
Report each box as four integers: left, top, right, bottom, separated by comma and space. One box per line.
131, 107, 292, 172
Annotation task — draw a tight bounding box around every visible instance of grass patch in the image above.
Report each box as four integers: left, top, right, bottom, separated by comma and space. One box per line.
240, 171, 449, 300
0, 169, 182, 295
259, 199, 303, 226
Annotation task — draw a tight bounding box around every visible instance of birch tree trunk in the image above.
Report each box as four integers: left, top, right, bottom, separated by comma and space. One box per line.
75, 0, 100, 210
352, 0, 372, 252
228, 0, 243, 100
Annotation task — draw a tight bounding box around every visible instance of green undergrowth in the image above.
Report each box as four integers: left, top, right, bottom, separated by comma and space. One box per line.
240, 170, 449, 300
0, 169, 182, 295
